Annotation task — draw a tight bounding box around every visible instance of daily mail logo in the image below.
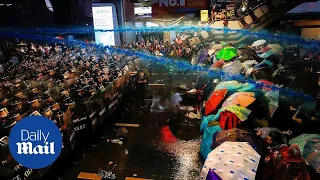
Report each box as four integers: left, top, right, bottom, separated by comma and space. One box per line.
9, 116, 62, 169
16, 130, 54, 155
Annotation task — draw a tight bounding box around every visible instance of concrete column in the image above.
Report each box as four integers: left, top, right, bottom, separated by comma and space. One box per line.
124, 22, 136, 43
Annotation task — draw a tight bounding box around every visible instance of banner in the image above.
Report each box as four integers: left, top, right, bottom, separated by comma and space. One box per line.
226, 5, 236, 20
200, 10, 209, 22
152, 0, 207, 15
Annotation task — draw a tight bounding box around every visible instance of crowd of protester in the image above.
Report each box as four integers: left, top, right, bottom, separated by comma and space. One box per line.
0, 30, 319, 179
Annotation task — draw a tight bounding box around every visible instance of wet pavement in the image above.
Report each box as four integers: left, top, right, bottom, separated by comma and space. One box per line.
43, 85, 203, 180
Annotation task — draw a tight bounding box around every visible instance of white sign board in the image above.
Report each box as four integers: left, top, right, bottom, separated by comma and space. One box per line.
92, 6, 115, 46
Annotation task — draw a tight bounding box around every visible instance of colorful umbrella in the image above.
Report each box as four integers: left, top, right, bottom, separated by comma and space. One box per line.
252, 39, 266, 47
258, 50, 276, 59
205, 89, 228, 116
211, 44, 224, 50
267, 44, 284, 55
302, 138, 320, 173
289, 134, 320, 154
264, 90, 279, 118
214, 81, 245, 92
212, 128, 264, 155
220, 41, 228, 46
207, 168, 222, 180
200, 115, 222, 159
222, 60, 243, 75
222, 92, 256, 108
200, 141, 261, 180
216, 47, 237, 61
214, 105, 251, 121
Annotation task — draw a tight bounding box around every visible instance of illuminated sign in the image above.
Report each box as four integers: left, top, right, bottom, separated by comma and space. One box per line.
152, 0, 207, 15
134, 7, 152, 15
201, 10, 209, 22
159, 0, 186, 7
92, 6, 115, 46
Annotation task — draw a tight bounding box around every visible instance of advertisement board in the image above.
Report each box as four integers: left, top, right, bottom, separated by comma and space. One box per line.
151, 0, 207, 15
92, 6, 115, 46
200, 10, 209, 22
134, 7, 152, 15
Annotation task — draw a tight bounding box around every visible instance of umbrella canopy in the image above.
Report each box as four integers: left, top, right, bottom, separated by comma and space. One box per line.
205, 89, 228, 116
199, 50, 209, 64
216, 47, 237, 61
215, 81, 245, 92
302, 138, 320, 173
207, 168, 222, 180
209, 44, 223, 56
222, 60, 243, 75
252, 39, 266, 47
258, 50, 276, 59
238, 47, 261, 62
211, 44, 224, 51
211, 128, 264, 155
289, 134, 320, 154
264, 90, 279, 118
200, 115, 222, 159
267, 44, 284, 55
222, 92, 256, 108
220, 41, 228, 46
200, 141, 261, 180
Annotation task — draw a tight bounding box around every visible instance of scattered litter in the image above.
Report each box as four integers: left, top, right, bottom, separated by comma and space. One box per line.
108, 161, 113, 165
133, 174, 137, 177
124, 149, 129, 155
91, 144, 98, 148
107, 139, 123, 145
98, 164, 117, 179
98, 170, 116, 179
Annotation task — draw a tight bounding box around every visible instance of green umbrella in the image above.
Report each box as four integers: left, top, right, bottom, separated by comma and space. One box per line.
289, 134, 320, 154
216, 47, 238, 61
220, 41, 228, 46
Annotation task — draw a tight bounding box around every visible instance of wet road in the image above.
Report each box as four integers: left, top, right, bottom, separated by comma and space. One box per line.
44, 84, 203, 180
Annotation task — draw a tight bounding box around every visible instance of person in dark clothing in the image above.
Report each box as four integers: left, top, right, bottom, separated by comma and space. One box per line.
290, 107, 320, 137
135, 71, 148, 112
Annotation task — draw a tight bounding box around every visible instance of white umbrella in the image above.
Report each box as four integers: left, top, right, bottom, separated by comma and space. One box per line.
200, 141, 261, 180
201, 30, 210, 39
251, 39, 266, 47
211, 44, 224, 50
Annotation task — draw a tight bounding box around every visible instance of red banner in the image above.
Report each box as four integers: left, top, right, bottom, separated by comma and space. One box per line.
152, 0, 207, 16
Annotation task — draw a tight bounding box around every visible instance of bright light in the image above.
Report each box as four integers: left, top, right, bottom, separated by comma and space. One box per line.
92, 6, 115, 46
241, 6, 246, 12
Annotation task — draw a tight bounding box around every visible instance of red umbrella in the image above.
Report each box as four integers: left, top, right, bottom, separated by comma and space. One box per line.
205, 89, 228, 116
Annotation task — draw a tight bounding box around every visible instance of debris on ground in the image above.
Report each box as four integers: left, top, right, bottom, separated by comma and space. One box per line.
115, 127, 129, 140
124, 149, 129, 155
107, 139, 123, 145
98, 164, 117, 179
90, 144, 98, 148
98, 170, 116, 179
